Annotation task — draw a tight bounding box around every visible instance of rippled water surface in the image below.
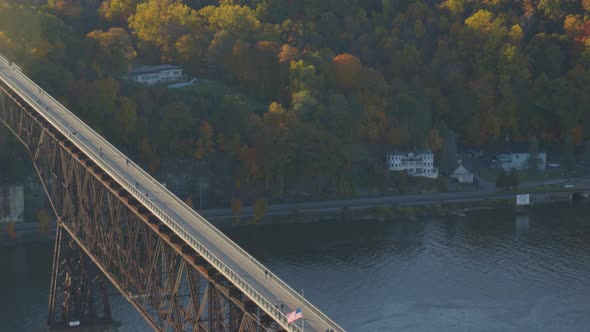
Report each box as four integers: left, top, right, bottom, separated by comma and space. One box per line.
2, 202, 590, 331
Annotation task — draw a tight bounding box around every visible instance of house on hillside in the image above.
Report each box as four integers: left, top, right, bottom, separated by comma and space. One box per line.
497, 152, 546, 171
128, 65, 185, 86
450, 161, 474, 183
386, 150, 438, 179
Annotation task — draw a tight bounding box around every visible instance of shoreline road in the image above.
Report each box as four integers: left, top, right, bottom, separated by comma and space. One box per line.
202, 179, 590, 219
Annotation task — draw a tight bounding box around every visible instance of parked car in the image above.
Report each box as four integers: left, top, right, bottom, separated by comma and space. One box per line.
548, 162, 560, 167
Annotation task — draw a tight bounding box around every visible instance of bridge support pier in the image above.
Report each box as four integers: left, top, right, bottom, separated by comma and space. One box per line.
47, 226, 112, 329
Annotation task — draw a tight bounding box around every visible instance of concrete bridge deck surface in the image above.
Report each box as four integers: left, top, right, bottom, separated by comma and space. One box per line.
0, 60, 342, 332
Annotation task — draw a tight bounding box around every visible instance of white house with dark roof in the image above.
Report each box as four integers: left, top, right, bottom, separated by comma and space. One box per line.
450, 162, 474, 183
128, 65, 184, 86
387, 150, 438, 179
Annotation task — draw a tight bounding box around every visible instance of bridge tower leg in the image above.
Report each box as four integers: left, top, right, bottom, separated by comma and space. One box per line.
47, 225, 112, 329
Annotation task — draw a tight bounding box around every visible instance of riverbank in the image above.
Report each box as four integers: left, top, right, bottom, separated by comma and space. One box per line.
0, 221, 55, 246
4, 183, 588, 246
201, 183, 590, 227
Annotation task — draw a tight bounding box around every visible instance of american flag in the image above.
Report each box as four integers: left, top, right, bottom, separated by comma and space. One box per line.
286, 307, 302, 323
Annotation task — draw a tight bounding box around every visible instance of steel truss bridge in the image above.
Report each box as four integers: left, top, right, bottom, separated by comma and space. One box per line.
0, 54, 344, 332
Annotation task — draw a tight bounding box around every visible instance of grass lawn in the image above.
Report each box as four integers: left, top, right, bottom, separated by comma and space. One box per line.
479, 167, 588, 184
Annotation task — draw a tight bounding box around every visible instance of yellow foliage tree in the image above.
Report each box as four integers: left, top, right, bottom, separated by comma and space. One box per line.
231, 197, 243, 224
253, 198, 268, 224
37, 209, 53, 236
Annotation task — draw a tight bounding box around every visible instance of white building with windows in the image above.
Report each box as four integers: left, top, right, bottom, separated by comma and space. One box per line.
387, 150, 438, 179
128, 65, 184, 86
496, 152, 546, 171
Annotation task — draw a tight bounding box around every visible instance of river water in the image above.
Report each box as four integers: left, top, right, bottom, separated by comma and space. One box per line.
2, 202, 590, 332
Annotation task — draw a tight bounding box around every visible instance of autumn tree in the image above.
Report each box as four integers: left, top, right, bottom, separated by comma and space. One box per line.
99, 0, 142, 25
239, 144, 258, 181
37, 209, 53, 236
231, 197, 243, 223
138, 136, 160, 174
85, 28, 136, 78
253, 198, 268, 223
194, 120, 215, 160
332, 53, 362, 92
129, 0, 202, 61
184, 197, 193, 208
5, 221, 17, 239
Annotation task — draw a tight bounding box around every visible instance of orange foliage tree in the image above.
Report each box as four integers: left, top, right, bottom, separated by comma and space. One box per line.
332, 53, 362, 92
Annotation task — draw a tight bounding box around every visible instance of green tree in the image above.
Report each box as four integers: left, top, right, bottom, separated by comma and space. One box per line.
289, 60, 320, 92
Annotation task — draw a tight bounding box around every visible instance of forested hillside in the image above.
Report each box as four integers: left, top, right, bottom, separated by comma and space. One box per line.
0, 0, 589, 204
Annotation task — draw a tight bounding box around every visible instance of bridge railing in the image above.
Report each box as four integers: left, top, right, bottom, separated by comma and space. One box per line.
0, 59, 337, 332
